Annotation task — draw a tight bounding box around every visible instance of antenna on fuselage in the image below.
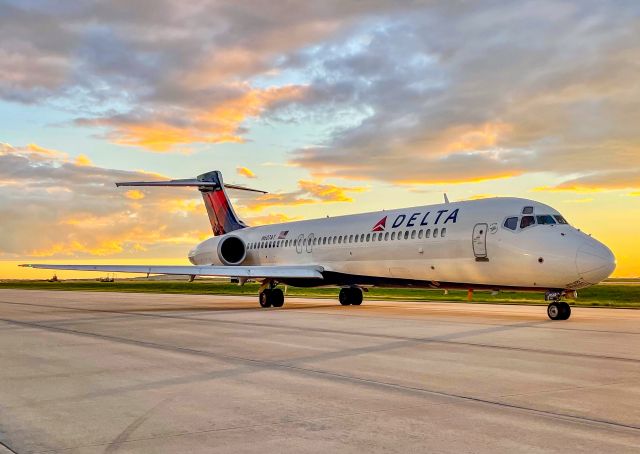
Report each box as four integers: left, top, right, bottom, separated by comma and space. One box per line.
444, 193, 450, 204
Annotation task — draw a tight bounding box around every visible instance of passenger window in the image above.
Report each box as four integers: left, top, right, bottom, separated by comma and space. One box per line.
378, 232, 383, 241
372, 233, 376, 242
536, 215, 556, 225
391, 232, 396, 240
433, 228, 438, 237
504, 217, 518, 231
522, 206, 534, 214
402, 231, 407, 240
520, 216, 535, 229
554, 215, 568, 224
426, 229, 431, 238
349, 234, 353, 243
384, 232, 389, 241
411, 230, 416, 239
366, 234, 371, 242
441, 228, 446, 237
418, 230, 423, 239
338, 236, 342, 244
360, 234, 365, 242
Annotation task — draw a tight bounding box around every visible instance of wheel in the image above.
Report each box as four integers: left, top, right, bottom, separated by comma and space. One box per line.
559, 302, 571, 320
259, 290, 272, 308
271, 288, 285, 308
547, 302, 563, 320
339, 288, 351, 305
339, 287, 363, 306
350, 287, 363, 306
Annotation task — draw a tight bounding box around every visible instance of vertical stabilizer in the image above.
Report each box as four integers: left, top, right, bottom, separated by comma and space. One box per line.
197, 171, 248, 236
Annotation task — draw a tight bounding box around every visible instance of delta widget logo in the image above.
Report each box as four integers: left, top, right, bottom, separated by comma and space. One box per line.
371, 216, 387, 232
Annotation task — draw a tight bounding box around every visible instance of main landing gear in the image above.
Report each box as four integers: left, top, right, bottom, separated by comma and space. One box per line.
259, 287, 284, 308
339, 287, 363, 306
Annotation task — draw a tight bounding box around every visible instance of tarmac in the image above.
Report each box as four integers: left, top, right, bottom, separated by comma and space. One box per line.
0, 289, 639, 453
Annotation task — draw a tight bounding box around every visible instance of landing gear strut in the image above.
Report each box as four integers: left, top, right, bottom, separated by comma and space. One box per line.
546, 301, 571, 320
339, 287, 363, 306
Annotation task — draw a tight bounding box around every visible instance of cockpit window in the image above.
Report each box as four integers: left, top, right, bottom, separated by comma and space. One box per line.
520, 216, 535, 229
536, 215, 556, 225
554, 215, 568, 224
504, 217, 518, 230
522, 206, 534, 214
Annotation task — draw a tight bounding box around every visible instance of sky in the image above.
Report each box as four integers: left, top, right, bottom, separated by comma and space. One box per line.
1, 0, 639, 279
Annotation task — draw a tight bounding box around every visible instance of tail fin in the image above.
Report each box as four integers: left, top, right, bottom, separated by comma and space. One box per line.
196, 171, 247, 236
116, 170, 266, 236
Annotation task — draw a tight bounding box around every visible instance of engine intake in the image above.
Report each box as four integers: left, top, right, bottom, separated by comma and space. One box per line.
217, 235, 246, 265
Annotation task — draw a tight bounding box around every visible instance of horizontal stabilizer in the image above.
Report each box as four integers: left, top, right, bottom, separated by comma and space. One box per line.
115, 178, 267, 194
19, 264, 324, 279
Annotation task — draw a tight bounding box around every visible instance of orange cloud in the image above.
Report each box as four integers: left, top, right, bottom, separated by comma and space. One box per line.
83, 85, 306, 152
75, 154, 93, 166
466, 194, 497, 200
237, 166, 257, 179
241, 180, 367, 212
244, 213, 302, 225
444, 122, 512, 153
125, 190, 145, 200
298, 180, 366, 202
534, 170, 640, 193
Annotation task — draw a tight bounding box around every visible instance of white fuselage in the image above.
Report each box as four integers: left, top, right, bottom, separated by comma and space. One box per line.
189, 197, 615, 291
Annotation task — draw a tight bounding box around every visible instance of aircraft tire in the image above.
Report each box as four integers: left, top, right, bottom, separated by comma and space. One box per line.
350, 287, 363, 306
339, 288, 351, 306
271, 288, 285, 308
547, 302, 563, 320
259, 290, 272, 308
559, 302, 571, 320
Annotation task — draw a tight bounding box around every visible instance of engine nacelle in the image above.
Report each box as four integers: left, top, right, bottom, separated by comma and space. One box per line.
188, 235, 246, 266
217, 235, 246, 265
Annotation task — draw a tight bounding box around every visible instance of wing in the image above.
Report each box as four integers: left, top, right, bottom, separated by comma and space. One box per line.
19, 264, 324, 279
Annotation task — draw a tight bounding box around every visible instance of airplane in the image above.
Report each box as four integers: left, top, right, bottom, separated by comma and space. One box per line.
21, 170, 616, 320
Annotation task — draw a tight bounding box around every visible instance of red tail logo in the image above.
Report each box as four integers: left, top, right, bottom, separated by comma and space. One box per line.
372, 216, 387, 232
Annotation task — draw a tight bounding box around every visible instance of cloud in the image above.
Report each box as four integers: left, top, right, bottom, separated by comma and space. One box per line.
124, 190, 145, 200
535, 170, 640, 193
0, 1, 401, 150
243, 213, 301, 225
240, 180, 367, 212
285, 1, 640, 185
298, 180, 366, 202
75, 85, 307, 151
2, 0, 639, 186
236, 166, 257, 179
0, 143, 210, 259
0, 143, 364, 260
75, 154, 93, 166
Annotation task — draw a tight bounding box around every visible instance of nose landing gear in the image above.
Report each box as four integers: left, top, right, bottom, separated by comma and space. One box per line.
547, 301, 571, 320
545, 291, 571, 320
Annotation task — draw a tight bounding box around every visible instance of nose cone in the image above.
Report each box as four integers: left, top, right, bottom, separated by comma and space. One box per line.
576, 241, 616, 284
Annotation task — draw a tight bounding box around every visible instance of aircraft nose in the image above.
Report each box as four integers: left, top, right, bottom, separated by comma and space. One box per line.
576, 240, 616, 284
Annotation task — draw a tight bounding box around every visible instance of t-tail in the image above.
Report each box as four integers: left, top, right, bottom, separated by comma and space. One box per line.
116, 170, 266, 236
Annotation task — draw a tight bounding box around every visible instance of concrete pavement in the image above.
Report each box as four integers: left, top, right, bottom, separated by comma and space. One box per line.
0, 289, 638, 453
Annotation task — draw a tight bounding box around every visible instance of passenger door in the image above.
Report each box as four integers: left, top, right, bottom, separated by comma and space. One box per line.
472, 223, 489, 261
